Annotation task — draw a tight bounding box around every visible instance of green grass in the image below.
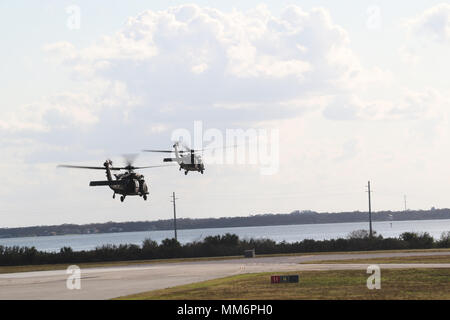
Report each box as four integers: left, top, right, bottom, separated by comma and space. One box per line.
301, 254, 450, 265
117, 268, 450, 300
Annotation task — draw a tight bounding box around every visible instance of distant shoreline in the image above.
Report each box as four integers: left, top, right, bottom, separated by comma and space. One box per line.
1, 209, 450, 240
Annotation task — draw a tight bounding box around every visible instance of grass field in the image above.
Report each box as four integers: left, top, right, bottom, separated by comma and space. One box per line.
117, 268, 450, 300
1, 248, 450, 274
302, 254, 450, 264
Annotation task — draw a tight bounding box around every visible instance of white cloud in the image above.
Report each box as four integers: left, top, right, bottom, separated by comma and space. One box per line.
1, 79, 139, 134
398, 45, 420, 65
405, 3, 450, 43
3, 3, 450, 226
323, 88, 448, 122
43, 4, 363, 113
148, 123, 169, 134
4, 4, 443, 163
0, 4, 387, 160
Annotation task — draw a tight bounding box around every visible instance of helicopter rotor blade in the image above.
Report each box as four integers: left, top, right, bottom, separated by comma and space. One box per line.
142, 150, 174, 153
57, 165, 121, 171
122, 153, 139, 167
181, 144, 239, 153
89, 180, 128, 186
116, 164, 176, 170
143, 143, 239, 155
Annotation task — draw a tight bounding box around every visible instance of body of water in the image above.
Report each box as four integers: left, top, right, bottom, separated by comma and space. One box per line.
1, 219, 450, 252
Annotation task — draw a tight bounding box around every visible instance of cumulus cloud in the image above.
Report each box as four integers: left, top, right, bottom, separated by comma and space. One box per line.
4, 4, 435, 163
0, 4, 386, 162
1, 79, 138, 133
3, 3, 450, 226
42, 5, 363, 120
405, 3, 450, 43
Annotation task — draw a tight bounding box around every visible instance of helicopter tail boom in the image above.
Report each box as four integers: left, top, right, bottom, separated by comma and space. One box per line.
89, 180, 128, 187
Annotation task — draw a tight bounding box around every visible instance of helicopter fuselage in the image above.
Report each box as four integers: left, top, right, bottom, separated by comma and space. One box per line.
110, 172, 149, 197
59, 158, 166, 202
179, 161, 205, 172
101, 160, 149, 202
162, 144, 205, 175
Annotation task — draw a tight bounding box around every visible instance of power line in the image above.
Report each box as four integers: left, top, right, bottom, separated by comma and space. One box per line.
170, 192, 179, 241
366, 181, 373, 238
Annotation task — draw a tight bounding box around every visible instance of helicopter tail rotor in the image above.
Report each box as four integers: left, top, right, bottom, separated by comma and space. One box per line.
103, 159, 113, 168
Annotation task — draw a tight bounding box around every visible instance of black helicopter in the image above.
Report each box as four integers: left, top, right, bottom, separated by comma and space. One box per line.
143, 141, 205, 175
58, 157, 170, 202
143, 141, 238, 175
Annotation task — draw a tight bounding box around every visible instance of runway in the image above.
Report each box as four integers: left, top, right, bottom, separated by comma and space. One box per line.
1, 251, 450, 300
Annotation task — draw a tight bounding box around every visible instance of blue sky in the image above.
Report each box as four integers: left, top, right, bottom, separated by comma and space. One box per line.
1, 1, 450, 227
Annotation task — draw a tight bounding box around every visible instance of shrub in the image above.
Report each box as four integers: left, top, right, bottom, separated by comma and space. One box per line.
347, 229, 378, 239
0, 230, 447, 266
399, 232, 434, 249
437, 231, 450, 248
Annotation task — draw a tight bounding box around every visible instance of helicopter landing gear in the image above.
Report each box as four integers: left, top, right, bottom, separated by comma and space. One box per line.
200, 170, 204, 174
113, 193, 116, 199
143, 194, 147, 201
120, 195, 125, 202
185, 171, 188, 175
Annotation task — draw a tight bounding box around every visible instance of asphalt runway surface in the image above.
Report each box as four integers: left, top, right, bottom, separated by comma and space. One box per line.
1, 251, 450, 300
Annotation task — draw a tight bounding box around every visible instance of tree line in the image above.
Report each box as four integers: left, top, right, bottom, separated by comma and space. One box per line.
1, 230, 449, 266
1, 208, 450, 238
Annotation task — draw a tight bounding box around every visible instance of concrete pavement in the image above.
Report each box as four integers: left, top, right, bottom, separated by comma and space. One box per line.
1, 251, 450, 300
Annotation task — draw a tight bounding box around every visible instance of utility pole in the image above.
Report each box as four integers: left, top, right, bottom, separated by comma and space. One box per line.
171, 192, 178, 241
366, 181, 373, 238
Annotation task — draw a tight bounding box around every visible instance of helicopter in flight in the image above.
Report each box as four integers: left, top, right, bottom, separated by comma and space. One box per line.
58, 156, 171, 202
143, 142, 205, 175
143, 141, 238, 175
